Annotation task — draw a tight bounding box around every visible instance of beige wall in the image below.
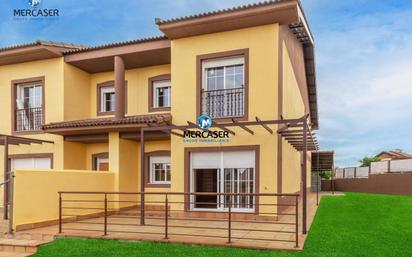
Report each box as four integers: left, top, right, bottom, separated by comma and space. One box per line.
89, 64, 171, 118
281, 37, 307, 194
13, 169, 115, 229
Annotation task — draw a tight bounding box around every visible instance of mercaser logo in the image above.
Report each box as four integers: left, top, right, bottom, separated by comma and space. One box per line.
183, 115, 229, 143
14, 0, 59, 18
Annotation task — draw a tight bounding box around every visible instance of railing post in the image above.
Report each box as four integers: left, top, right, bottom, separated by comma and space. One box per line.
164, 194, 169, 239
295, 195, 299, 248
227, 197, 232, 244
104, 193, 107, 236
58, 192, 62, 233
8, 172, 14, 234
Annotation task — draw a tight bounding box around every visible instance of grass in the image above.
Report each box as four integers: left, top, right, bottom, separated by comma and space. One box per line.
33, 193, 412, 257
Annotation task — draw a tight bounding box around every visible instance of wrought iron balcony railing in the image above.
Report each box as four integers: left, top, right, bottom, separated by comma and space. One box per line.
15, 107, 43, 131
201, 87, 244, 118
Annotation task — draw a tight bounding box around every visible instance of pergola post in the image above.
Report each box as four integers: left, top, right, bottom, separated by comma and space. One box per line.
140, 128, 145, 225
302, 117, 307, 234
3, 136, 8, 220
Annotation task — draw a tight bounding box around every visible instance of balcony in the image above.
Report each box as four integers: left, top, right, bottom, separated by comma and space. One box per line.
201, 87, 244, 118
15, 107, 43, 132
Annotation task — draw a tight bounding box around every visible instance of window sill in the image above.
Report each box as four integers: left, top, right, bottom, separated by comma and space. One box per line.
12, 130, 44, 135
145, 183, 171, 188
148, 106, 171, 113
96, 111, 115, 116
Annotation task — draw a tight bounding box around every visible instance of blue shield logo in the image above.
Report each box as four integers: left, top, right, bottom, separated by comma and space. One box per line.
197, 115, 212, 130
28, 0, 41, 8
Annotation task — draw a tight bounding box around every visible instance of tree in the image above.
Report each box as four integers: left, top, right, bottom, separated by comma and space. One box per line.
359, 156, 381, 167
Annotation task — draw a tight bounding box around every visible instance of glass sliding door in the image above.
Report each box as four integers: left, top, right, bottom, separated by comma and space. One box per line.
223, 168, 254, 210
191, 151, 255, 212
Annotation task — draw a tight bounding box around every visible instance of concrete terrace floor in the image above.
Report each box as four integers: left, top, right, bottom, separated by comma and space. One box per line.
9, 192, 339, 251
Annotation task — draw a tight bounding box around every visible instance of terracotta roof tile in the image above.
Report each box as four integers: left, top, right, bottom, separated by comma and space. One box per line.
155, 0, 294, 25
0, 40, 84, 52
63, 35, 168, 54
42, 114, 172, 130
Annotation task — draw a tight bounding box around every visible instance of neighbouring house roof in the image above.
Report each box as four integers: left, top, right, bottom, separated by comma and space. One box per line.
375, 150, 412, 160
63, 36, 171, 73
311, 151, 334, 171
62, 36, 168, 54
0, 40, 83, 66
42, 114, 172, 136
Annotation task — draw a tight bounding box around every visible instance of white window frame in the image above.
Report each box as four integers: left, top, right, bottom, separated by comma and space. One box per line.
100, 86, 115, 113
149, 156, 171, 184
16, 83, 43, 109
202, 56, 245, 91
153, 80, 171, 108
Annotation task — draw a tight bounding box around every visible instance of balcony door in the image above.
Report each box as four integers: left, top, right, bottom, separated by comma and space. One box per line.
190, 150, 255, 212
201, 56, 245, 118
15, 81, 43, 131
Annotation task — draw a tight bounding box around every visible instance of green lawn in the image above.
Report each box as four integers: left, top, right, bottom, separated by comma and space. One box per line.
33, 193, 412, 257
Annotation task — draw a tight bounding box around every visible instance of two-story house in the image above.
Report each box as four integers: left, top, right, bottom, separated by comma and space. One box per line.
0, 0, 318, 249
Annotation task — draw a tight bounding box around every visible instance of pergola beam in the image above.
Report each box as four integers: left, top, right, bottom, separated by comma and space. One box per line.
212, 121, 236, 136
231, 118, 254, 135
255, 117, 273, 134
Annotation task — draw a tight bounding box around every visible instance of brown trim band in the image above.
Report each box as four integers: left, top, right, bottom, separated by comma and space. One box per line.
11, 76, 45, 135
183, 145, 260, 213
144, 150, 171, 188
148, 74, 171, 113
96, 80, 128, 116
8, 153, 54, 169
196, 49, 249, 122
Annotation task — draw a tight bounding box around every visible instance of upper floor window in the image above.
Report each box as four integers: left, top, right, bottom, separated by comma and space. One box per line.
199, 50, 248, 119
97, 81, 127, 116
12, 77, 44, 132
100, 86, 115, 113
153, 80, 171, 108
148, 74, 171, 112
203, 57, 244, 91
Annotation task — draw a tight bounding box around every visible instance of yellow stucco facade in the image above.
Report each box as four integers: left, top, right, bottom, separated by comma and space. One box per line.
0, 21, 314, 228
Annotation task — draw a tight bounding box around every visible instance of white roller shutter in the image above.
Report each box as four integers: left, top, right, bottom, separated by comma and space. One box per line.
11, 157, 51, 170
223, 151, 255, 168
191, 152, 221, 169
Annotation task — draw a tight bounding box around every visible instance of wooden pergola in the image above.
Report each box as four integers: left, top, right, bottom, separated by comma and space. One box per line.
0, 134, 54, 223
139, 114, 318, 234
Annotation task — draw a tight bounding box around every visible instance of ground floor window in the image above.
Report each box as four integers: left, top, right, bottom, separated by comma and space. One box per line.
92, 153, 109, 171
190, 150, 255, 211
11, 156, 52, 170
150, 156, 171, 184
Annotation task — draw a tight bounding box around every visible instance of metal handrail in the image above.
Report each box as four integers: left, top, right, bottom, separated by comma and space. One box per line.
58, 191, 300, 248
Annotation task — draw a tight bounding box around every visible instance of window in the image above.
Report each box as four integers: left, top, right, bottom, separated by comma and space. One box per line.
153, 80, 171, 108
11, 155, 52, 170
202, 56, 244, 91
92, 153, 109, 171
100, 86, 115, 113
97, 81, 127, 116
190, 150, 255, 211
148, 74, 171, 112
200, 55, 246, 118
13, 77, 44, 132
149, 156, 171, 184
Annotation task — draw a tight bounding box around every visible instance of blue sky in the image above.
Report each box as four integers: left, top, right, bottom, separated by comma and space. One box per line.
1, 0, 412, 167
